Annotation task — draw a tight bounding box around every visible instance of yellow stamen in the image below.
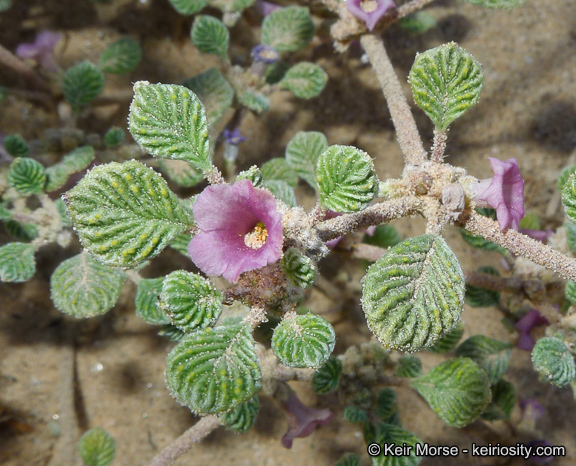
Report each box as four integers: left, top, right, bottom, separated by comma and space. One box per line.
244, 222, 268, 250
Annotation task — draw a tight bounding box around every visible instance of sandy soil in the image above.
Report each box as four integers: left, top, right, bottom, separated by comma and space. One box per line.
1, 0, 576, 465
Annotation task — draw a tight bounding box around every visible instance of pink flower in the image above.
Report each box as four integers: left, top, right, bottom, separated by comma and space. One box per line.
256, 0, 281, 16
188, 179, 283, 282
346, 0, 396, 31
15, 31, 61, 73
470, 158, 525, 231
280, 387, 333, 449
520, 228, 553, 243
515, 309, 549, 351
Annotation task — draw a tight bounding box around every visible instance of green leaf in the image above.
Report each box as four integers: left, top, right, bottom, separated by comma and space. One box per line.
375, 388, 397, 420
64, 160, 193, 268
99, 38, 141, 74
566, 281, 576, 305
78, 427, 116, 466
409, 43, 484, 130
465, 265, 500, 308
312, 356, 342, 394
565, 222, 576, 252
481, 379, 515, 421
63, 61, 104, 111
264, 180, 296, 207
135, 277, 170, 325
0, 0, 12, 12
316, 145, 378, 213
0, 242, 35, 282
8, 157, 46, 195
364, 225, 402, 248
3, 134, 30, 157
362, 234, 465, 352
561, 174, 576, 224
558, 166, 576, 192
370, 424, 423, 466
51, 253, 126, 318
344, 406, 367, 423
335, 453, 362, 466
279, 62, 328, 100
55, 198, 73, 227
158, 323, 186, 342
129, 81, 212, 173
158, 159, 204, 188
455, 335, 512, 384
460, 228, 507, 255
169, 233, 192, 257
4, 220, 38, 242
191, 15, 229, 60
236, 166, 264, 188
45, 146, 95, 192
400, 11, 437, 34
285, 131, 327, 189
240, 91, 270, 114
410, 358, 491, 427
165, 323, 261, 415
461, 0, 526, 8
532, 337, 576, 387
159, 270, 223, 332
427, 321, 464, 353
261, 6, 314, 52
282, 247, 316, 288
210, 0, 255, 13
265, 60, 290, 84
272, 312, 335, 369
167, 0, 208, 15
103, 127, 125, 148
261, 158, 298, 188
182, 68, 234, 126
220, 396, 259, 433
519, 211, 541, 231
395, 355, 422, 378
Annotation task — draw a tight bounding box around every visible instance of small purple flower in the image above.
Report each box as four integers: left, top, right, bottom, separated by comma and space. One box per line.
251, 44, 280, 64
346, 0, 397, 32
255, 0, 281, 16
520, 228, 553, 243
470, 158, 525, 231
280, 388, 333, 449
519, 399, 546, 421
15, 31, 61, 73
188, 179, 283, 282
222, 128, 247, 146
515, 309, 549, 351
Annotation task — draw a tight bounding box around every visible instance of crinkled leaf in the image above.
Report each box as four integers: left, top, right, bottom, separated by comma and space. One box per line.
50, 253, 126, 318
220, 396, 259, 433
344, 406, 367, 423
370, 424, 423, 466
400, 11, 437, 34
312, 356, 342, 394
135, 277, 169, 325
103, 127, 125, 148
558, 165, 576, 192
481, 379, 515, 421
261, 6, 314, 52
282, 247, 316, 288
129, 81, 212, 173
78, 427, 116, 466
99, 38, 141, 74
264, 180, 296, 207
63, 61, 104, 111
8, 157, 45, 195
427, 321, 464, 353
166, 323, 262, 415
410, 358, 491, 427
167, 0, 208, 15
261, 158, 298, 188
182, 68, 234, 126
465, 266, 500, 308
363, 225, 402, 248
160, 270, 222, 332
240, 91, 269, 114
375, 388, 397, 421
561, 174, 576, 224
272, 313, 335, 369
3, 134, 29, 157
460, 228, 507, 255
0, 242, 35, 282
395, 355, 422, 378
169, 233, 192, 257
4, 220, 38, 242
409, 43, 483, 130
158, 159, 204, 188
316, 145, 378, 213
532, 337, 576, 387
455, 335, 512, 384
566, 281, 576, 305
64, 160, 193, 268
362, 234, 465, 352
237, 166, 264, 188
565, 222, 576, 252
285, 131, 327, 189
335, 453, 362, 466
45, 146, 95, 192
191, 15, 229, 59
279, 62, 328, 99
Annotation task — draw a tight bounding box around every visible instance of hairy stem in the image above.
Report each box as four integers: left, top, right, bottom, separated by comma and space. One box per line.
459, 211, 576, 282
315, 197, 422, 242
360, 34, 427, 166
146, 416, 221, 466
431, 129, 448, 163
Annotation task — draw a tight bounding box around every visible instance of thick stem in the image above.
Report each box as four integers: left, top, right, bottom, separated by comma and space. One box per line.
146, 416, 221, 466
315, 197, 422, 242
459, 211, 576, 282
360, 34, 427, 166
0, 43, 50, 91
431, 129, 448, 163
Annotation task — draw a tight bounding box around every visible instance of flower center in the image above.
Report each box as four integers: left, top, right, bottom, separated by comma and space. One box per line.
361, 0, 378, 13
244, 222, 268, 250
